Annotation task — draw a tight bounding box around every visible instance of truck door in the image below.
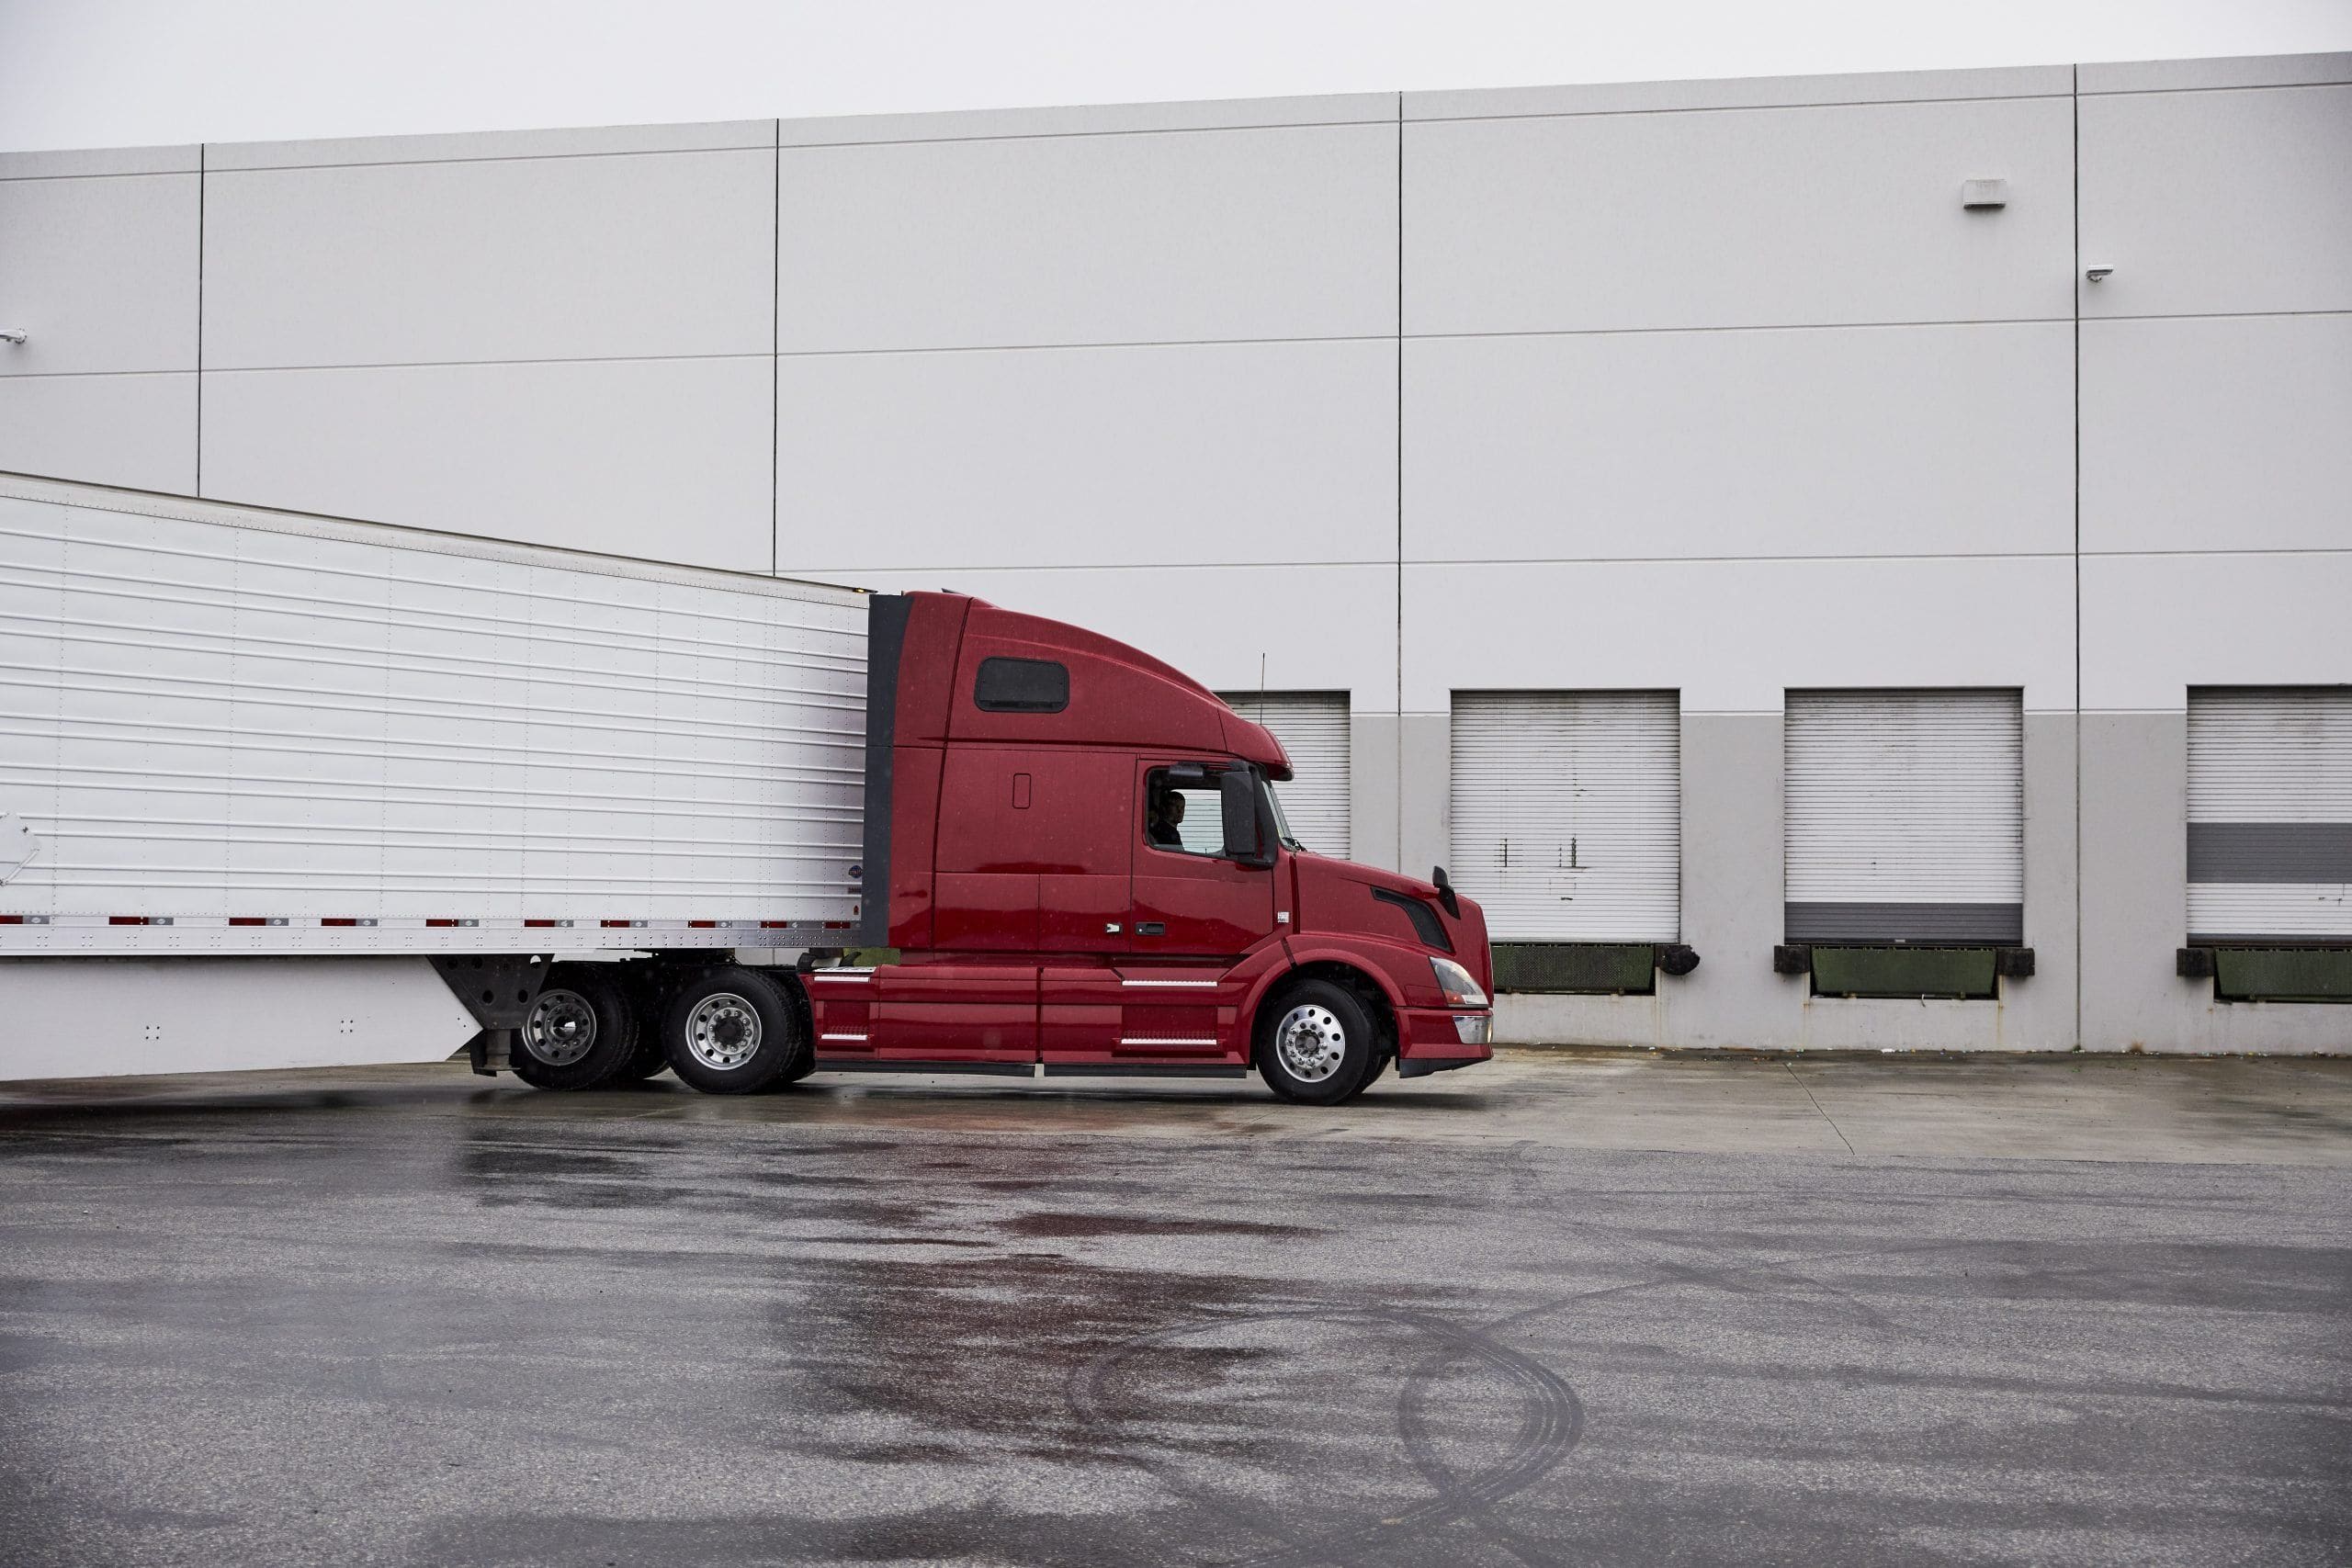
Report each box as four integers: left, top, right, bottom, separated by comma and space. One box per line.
932, 745, 1131, 953
1110, 761, 1276, 1063
1131, 761, 1276, 955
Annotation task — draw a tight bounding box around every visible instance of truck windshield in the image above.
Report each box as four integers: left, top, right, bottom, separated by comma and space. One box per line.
1258, 767, 1304, 853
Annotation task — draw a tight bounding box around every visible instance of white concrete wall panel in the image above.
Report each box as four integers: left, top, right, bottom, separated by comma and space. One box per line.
849, 563, 1396, 714
1409, 64, 2071, 120
200, 358, 775, 570
0, 146, 201, 180
2081, 553, 2352, 714
775, 340, 1395, 573
1405, 95, 2074, 335
777, 122, 1397, 351
1404, 556, 2075, 716
781, 93, 1399, 149
1661, 712, 1787, 1046
202, 150, 777, 368
0, 173, 199, 377
206, 119, 776, 173
1406, 321, 2072, 562
1351, 714, 1403, 873
2079, 83, 2352, 319
0, 374, 196, 492
0, 166, 199, 493
2073, 63, 2352, 1053
2083, 312, 2352, 555
2078, 51, 2352, 95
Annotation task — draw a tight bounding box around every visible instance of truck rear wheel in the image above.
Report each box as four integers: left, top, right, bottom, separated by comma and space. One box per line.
1254, 978, 1378, 1106
511, 964, 639, 1090
605, 972, 670, 1079
661, 966, 806, 1094
616, 1032, 670, 1081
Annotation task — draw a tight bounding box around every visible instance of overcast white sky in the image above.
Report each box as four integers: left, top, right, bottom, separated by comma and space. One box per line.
3, 0, 2349, 152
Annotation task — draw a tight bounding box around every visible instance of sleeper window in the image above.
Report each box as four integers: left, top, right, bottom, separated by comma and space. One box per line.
974, 657, 1069, 713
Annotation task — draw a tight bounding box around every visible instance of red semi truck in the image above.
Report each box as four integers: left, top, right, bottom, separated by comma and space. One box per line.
644, 591, 1495, 1105
0, 474, 1489, 1100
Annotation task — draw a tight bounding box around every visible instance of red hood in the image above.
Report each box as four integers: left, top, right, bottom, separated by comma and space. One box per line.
1292, 853, 1492, 992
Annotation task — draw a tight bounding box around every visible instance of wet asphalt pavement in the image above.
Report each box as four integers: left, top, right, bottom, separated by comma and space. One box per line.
2, 1050, 2348, 1567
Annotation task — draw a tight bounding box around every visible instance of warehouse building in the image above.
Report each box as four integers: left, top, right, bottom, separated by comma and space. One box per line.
1, 51, 2346, 1052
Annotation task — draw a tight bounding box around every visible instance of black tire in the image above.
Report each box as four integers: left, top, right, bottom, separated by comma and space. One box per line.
1254, 977, 1379, 1106
616, 1032, 671, 1081
780, 978, 818, 1084
609, 972, 671, 1079
510, 964, 639, 1091
661, 966, 806, 1095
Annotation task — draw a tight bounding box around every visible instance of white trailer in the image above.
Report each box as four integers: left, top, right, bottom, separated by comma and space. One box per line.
0, 470, 874, 1081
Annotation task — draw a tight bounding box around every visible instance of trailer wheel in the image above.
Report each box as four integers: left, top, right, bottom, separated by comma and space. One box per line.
511, 964, 639, 1091
605, 972, 671, 1079
662, 966, 805, 1094
616, 1032, 670, 1081
1254, 978, 1377, 1106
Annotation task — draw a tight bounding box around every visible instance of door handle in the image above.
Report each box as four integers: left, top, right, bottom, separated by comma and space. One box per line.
1136, 921, 1166, 937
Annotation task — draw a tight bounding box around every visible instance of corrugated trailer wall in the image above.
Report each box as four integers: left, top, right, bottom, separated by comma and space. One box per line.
0, 474, 870, 956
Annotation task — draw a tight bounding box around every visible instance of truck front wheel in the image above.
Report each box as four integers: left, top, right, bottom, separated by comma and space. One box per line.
511, 964, 639, 1090
1254, 978, 1378, 1106
661, 967, 806, 1094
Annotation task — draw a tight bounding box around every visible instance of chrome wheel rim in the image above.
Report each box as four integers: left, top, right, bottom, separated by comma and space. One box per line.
1274, 1003, 1348, 1083
685, 992, 763, 1071
520, 987, 597, 1066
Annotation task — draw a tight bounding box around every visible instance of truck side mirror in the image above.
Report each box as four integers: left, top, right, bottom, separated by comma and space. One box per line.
1430, 865, 1460, 918
1220, 770, 1273, 868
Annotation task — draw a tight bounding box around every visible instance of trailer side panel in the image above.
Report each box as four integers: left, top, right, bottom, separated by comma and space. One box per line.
0, 473, 869, 954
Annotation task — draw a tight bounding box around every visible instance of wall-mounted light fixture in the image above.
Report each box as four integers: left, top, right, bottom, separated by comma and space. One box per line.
2085, 266, 2114, 283
1960, 177, 2008, 209
0, 328, 28, 345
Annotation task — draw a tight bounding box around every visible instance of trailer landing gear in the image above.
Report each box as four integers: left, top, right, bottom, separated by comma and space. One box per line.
427, 954, 550, 1077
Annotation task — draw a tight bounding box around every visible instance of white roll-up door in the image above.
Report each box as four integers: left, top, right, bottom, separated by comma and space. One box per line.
2187, 688, 2352, 941
1449, 692, 1679, 942
1221, 692, 1351, 860
1784, 689, 2022, 942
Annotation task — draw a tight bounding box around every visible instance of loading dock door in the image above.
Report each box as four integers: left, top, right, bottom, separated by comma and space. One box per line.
2187, 688, 2352, 941
1220, 692, 1351, 861
1449, 692, 1680, 942
1783, 689, 2023, 943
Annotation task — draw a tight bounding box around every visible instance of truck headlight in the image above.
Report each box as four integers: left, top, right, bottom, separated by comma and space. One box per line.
1430, 955, 1487, 1009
